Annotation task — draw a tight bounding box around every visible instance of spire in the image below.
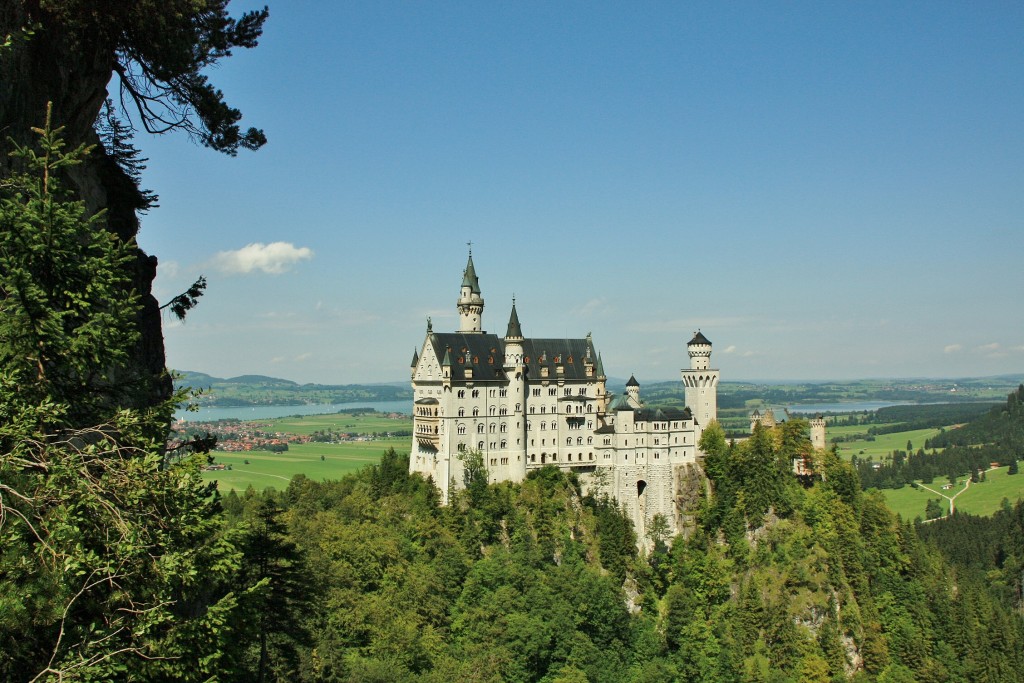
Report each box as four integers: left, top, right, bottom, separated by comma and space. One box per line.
457, 246, 485, 333
462, 251, 481, 294
442, 346, 453, 366
596, 352, 605, 378
506, 299, 522, 339
410, 348, 419, 367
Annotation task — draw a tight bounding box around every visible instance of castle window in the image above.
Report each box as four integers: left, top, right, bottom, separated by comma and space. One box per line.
501, 440, 507, 448
564, 388, 572, 396
458, 425, 466, 435
531, 454, 536, 462
500, 423, 507, 433
490, 406, 497, 416
548, 388, 556, 396
472, 407, 479, 416
458, 443, 466, 452
577, 437, 583, 445
489, 389, 496, 398
579, 387, 586, 395
589, 453, 593, 460
500, 407, 507, 416
587, 437, 593, 445
587, 405, 592, 412
458, 408, 465, 417
530, 406, 535, 414
472, 390, 479, 398
477, 424, 484, 434
532, 388, 541, 397
566, 437, 572, 445
515, 403, 521, 412
489, 423, 496, 433
541, 406, 546, 414
540, 422, 546, 430
500, 389, 507, 397
566, 405, 572, 414
478, 441, 484, 450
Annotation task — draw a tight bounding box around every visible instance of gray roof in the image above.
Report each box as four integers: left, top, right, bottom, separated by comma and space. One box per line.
423, 332, 598, 383
688, 330, 712, 346
626, 375, 640, 387
506, 302, 523, 339
462, 254, 481, 294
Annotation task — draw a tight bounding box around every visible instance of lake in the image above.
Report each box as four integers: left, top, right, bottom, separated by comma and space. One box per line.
782, 401, 912, 414
174, 400, 410, 422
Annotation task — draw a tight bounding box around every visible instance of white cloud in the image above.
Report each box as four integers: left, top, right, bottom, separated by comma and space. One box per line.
722, 345, 737, 354
978, 342, 1001, 352
212, 242, 313, 275
944, 344, 962, 354
572, 298, 611, 317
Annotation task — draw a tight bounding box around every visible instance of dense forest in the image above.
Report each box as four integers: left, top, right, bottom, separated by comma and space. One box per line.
197, 423, 1024, 682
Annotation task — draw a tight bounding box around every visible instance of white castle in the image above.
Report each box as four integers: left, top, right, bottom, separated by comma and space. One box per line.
409, 251, 719, 539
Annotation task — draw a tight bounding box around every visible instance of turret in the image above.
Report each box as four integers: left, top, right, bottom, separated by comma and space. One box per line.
626, 375, 641, 408
681, 330, 719, 431
457, 249, 485, 333
810, 414, 827, 450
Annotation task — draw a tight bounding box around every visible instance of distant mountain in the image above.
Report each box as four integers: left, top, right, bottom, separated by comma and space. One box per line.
172, 371, 412, 406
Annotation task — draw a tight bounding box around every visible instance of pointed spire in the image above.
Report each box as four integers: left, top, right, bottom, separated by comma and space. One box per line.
462, 251, 481, 294
626, 375, 640, 387
410, 348, 419, 367
442, 346, 453, 366
596, 352, 605, 377
506, 299, 523, 339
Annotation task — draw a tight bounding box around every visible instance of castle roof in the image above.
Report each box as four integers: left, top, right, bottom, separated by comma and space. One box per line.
506, 302, 523, 339
462, 253, 481, 294
423, 332, 597, 383
688, 330, 712, 346
633, 406, 691, 422
410, 349, 419, 367
626, 375, 640, 387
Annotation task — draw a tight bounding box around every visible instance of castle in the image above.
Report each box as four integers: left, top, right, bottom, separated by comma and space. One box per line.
409, 251, 719, 540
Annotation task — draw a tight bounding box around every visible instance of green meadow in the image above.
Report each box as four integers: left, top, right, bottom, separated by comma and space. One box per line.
260, 411, 410, 436
877, 466, 1024, 521
202, 439, 408, 492
829, 425, 948, 461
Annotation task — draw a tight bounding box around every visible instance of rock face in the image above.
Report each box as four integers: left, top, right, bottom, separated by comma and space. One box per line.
674, 461, 707, 538
1, 8, 171, 417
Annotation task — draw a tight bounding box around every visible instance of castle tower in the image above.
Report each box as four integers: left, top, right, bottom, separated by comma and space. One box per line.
457, 249, 485, 333
625, 375, 642, 408
681, 330, 719, 430
809, 414, 827, 450
503, 301, 528, 480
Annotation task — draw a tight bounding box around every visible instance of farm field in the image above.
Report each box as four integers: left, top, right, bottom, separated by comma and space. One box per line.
202, 438, 407, 493
878, 466, 1024, 521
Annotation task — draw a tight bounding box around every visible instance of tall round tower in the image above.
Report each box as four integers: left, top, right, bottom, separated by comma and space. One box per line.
809, 414, 827, 451
457, 249, 484, 333
503, 300, 528, 480
681, 330, 719, 431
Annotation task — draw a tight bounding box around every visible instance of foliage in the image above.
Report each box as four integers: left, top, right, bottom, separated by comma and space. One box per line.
0, 107, 145, 429
0, 116, 251, 681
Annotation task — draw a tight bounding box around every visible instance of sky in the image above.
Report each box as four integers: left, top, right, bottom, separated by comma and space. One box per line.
135, 1, 1024, 385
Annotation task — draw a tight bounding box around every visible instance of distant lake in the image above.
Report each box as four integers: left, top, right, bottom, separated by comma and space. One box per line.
783, 401, 912, 414
174, 400, 410, 422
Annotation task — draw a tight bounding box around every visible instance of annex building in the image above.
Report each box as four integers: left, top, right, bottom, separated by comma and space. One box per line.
409, 251, 720, 540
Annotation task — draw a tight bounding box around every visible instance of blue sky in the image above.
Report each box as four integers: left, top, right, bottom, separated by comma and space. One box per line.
136, 1, 1023, 385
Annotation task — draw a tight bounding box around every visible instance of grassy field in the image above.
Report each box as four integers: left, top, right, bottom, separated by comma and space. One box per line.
202, 437, 408, 493
261, 411, 410, 436
830, 425, 947, 461
878, 466, 1024, 521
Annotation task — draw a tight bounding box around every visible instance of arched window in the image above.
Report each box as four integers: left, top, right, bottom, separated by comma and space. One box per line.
500, 423, 507, 433
577, 437, 583, 445
457, 425, 466, 435
472, 407, 479, 416
566, 437, 572, 445
587, 437, 593, 445
478, 441, 484, 450
457, 390, 465, 398
477, 423, 484, 434
489, 406, 497, 416
515, 403, 521, 412
500, 439, 507, 448
489, 423, 496, 433
458, 408, 465, 417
